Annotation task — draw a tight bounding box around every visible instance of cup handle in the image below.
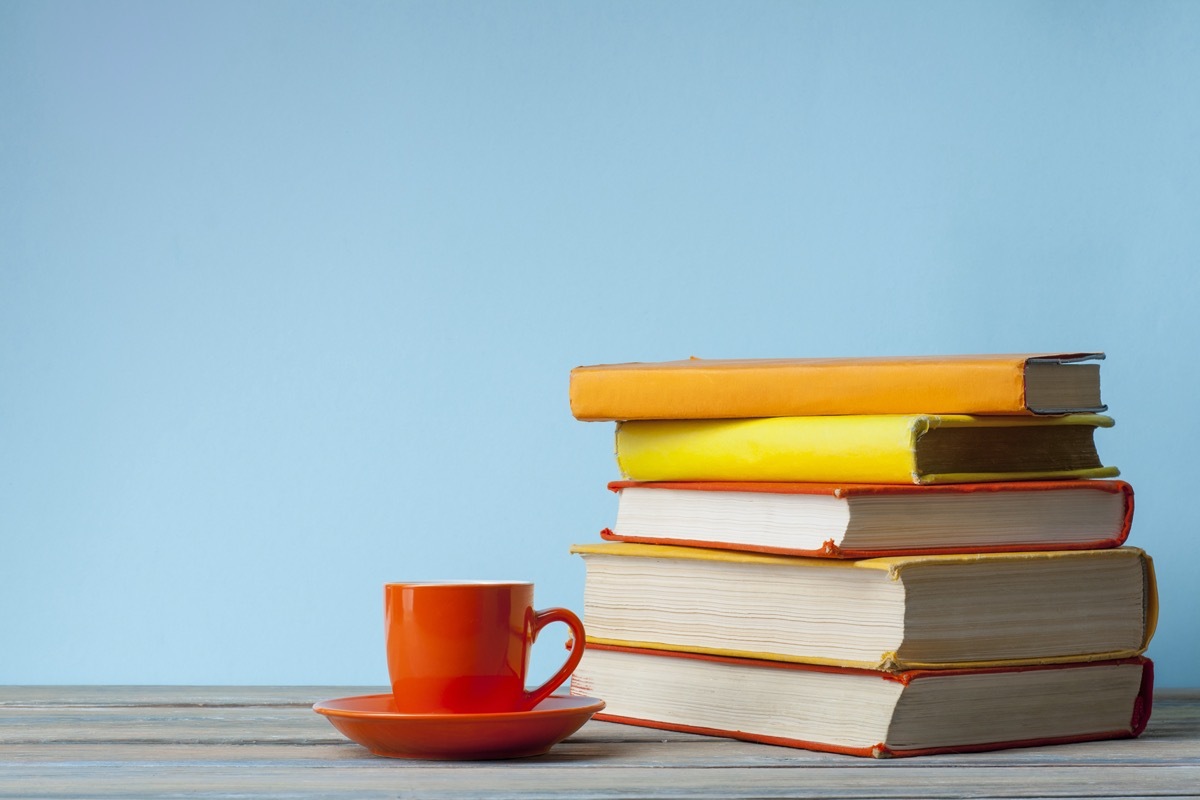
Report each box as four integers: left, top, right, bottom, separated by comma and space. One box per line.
522, 606, 586, 711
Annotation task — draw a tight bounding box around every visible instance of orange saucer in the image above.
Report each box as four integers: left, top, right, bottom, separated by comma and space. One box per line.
312, 693, 606, 760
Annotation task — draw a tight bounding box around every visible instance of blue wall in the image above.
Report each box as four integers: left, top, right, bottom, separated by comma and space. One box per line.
2, 1, 1197, 687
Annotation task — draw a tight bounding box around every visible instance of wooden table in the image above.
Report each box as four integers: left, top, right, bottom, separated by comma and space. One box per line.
1, 686, 1197, 798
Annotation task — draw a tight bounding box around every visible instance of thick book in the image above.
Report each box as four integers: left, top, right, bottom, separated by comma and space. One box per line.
571, 644, 1154, 758
570, 542, 1157, 671
603, 479, 1134, 557
570, 353, 1106, 421
614, 413, 1118, 484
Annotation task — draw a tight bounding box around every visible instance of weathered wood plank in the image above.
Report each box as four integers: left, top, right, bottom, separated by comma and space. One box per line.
0, 705, 339, 744
1, 710, 1195, 760
0, 763, 1196, 799
2, 700, 1195, 753
0, 687, 1196, 799
0, 735, 1197, 768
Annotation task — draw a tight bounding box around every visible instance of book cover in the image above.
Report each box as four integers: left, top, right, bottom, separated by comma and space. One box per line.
614, 413, 1119, 484
570, 353, 1106, 420
571, 644, 1154, 758
571, 542, 1158, 670
602, 479, 1134, 557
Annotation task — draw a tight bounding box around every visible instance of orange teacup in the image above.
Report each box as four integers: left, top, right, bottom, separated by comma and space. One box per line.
384, 581, 585, 714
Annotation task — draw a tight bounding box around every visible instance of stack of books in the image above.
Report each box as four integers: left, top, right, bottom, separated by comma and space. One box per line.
567, 354, 1157, 758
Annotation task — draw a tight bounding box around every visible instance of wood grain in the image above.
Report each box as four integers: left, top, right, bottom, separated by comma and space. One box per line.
1, 687, 1196, 799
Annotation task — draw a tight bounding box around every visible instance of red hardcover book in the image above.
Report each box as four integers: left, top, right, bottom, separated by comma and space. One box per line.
572, 644, 1153, 758
601, 479, 1133, 558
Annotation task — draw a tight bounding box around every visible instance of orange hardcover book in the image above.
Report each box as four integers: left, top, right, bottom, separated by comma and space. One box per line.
571, 644, 1153, 758
602, 480, 1134, 557
570, 353, 1105, 420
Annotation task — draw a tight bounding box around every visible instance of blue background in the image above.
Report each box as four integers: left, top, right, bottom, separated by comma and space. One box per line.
2, 1, 1197, 688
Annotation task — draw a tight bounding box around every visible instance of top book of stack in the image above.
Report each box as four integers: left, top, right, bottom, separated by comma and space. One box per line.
569, 353, 1106, 420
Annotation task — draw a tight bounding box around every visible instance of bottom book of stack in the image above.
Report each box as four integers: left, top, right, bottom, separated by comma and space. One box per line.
571, 644, 1154, 758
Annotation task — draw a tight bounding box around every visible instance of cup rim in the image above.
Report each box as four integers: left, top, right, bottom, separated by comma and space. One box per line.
384, 580, 534, 588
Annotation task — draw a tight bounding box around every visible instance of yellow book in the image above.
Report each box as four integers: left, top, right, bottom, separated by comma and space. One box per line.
614, 413, 1118, 484
571, 542, 1158, 672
